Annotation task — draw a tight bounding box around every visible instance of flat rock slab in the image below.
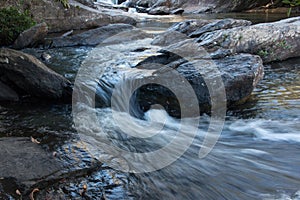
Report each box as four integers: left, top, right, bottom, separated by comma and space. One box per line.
0, 137, 62, 185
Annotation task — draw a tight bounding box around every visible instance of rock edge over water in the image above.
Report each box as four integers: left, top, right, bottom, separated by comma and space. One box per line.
0, 48, 72, 102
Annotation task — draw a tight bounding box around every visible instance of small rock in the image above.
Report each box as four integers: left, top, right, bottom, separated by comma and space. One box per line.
41, 52, 51, 61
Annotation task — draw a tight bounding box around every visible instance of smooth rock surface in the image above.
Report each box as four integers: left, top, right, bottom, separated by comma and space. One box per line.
12, 22, 48, 50
197, 17, 300, 62
0, 137, 62, 186
0, 48, 72, 101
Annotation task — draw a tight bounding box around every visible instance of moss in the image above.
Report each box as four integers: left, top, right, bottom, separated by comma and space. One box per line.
258, 49, 269, 57
55, 0, 70, 8
0, 7, 36, 46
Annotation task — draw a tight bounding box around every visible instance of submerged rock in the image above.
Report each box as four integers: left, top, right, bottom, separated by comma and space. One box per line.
0, 48, 72, 101
12, 22, 48, 50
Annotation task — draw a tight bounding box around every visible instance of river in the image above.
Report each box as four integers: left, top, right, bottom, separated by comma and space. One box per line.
0, 13, 299, 199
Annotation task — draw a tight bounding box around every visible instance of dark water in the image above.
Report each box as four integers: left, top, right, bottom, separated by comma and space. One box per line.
1, 14, 300, 199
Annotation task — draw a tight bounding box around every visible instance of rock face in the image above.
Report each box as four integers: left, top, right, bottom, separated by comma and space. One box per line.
12, 22, 48, 50
0, 48, 72, 101
0, 0, 136, 33
122, 0, 271, 13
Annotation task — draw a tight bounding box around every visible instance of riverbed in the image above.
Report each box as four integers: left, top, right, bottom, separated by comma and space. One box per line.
0, 13, 299, 199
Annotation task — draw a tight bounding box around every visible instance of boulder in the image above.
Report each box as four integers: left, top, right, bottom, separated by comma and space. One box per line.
0, 48, 72, 101
74, 31, 263, 117
12, 22, 48, 50
168, 17, 300, 63
132, 52, 263, 116
196, 17, 300, 62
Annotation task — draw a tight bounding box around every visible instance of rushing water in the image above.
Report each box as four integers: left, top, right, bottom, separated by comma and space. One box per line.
1, 14, 300, 199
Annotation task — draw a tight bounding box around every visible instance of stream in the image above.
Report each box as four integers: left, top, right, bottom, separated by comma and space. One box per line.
0, 13, 300, 199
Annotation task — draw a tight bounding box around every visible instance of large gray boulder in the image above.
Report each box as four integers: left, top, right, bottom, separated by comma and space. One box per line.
12, 22, 48, 50
0, 48, 72, 101
196, 17, 300, 63
166, 17, 300, 63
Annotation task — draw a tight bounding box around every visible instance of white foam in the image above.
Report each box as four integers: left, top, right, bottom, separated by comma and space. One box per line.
229, 119, 300, 142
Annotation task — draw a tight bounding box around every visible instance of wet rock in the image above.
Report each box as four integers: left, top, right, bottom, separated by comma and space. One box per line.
0, 137, 63, 188
12, 23, 48, 50
0, 81, 19, 101
132, 50, 264, 116
77, 34, 263, 117
197, 17, 300, 62
0, 48, 72, 101
48, 24, 135, 48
